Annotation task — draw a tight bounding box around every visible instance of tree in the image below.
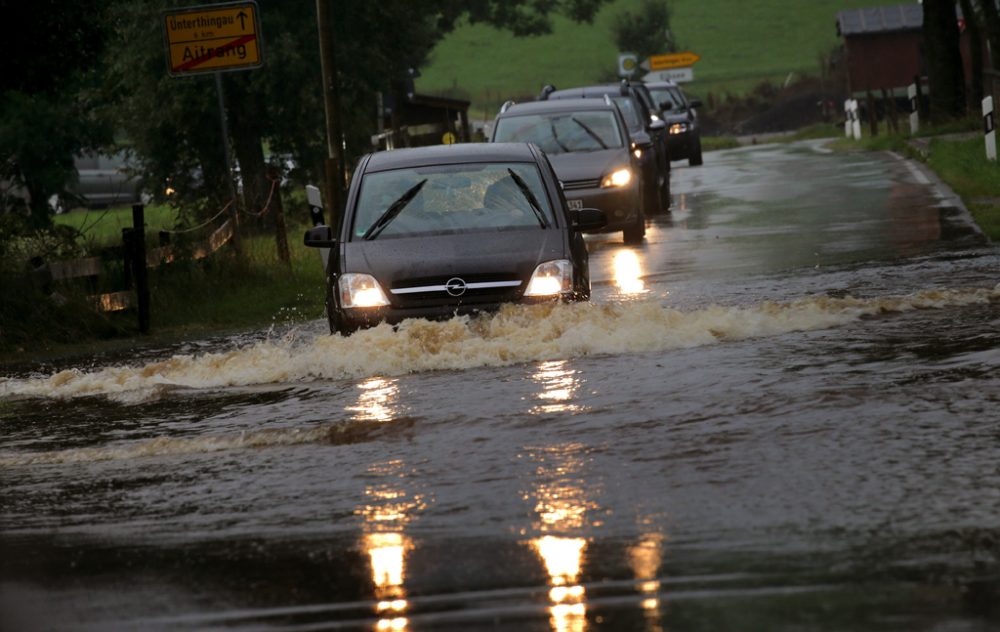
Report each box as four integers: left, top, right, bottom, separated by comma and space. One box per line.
0, 0, 114, 226
977, 0, 1000, 71
103, 0, 611, 225
611, 0, 677, 62
959, 0, 983, 108
923, 0, 966, 120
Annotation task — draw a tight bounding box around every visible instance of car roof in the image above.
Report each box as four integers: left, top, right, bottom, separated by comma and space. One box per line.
498, 98, 618, 117
644, 81, 681, 89
363, 143, 537, 172
548, 84, 632, 100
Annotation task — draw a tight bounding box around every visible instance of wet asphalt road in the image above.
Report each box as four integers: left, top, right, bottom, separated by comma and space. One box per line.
2, 141, 1000, 631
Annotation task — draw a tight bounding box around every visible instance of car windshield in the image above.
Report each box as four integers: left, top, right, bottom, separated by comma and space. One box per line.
351, 162, 554, 240
494, 111, 624, 154
650, 87, 686, 110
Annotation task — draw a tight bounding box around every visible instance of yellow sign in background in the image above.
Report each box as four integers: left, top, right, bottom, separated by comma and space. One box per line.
648, 51, 701, 71
164, 2, 262, 76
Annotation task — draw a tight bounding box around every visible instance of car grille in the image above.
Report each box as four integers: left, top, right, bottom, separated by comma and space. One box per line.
389, 273, 523, 306
562, 177, 602, 191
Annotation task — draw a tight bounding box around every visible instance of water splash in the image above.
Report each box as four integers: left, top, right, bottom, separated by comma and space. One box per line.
1, 286, 997, 402
0, 417, 416, 467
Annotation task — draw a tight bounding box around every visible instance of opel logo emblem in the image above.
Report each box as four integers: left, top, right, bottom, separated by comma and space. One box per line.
445, 277, 467, 297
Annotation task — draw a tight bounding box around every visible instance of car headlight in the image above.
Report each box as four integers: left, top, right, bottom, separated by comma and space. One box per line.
339, 273, 390, 308
524, 260, 573, 297
601, 167, 632, 188
669, 123, 689, 135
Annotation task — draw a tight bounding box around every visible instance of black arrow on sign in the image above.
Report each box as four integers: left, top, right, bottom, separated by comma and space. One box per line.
237, 11, 247, 30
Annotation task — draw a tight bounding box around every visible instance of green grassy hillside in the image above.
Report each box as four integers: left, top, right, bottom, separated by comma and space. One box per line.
418, 0, 905, 120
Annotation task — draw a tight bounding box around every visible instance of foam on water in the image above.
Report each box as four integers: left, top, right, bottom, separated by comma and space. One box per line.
2, 286, 998, 403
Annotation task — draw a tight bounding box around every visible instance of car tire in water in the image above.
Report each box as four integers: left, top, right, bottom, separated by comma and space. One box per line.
689, 138, 703, 166
659, 176, 671, 212
623, 207, 645, 245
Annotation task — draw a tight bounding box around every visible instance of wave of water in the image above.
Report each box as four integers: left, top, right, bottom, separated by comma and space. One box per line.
0, 417, 415, 467
1, 286, 997, 403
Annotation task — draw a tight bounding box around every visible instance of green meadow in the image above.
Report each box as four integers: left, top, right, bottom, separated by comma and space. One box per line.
418, 0, 904, 118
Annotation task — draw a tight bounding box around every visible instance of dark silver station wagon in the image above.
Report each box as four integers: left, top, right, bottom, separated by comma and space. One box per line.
304, 143, 606, 334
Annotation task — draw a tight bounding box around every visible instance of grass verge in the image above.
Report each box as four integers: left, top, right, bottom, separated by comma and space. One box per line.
54, 203, 178, 250
701, 136, 740, 152
926, 137, 1000, 240
2, 200, 329, 360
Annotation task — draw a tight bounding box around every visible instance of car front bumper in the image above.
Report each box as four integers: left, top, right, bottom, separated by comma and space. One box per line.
666, 129, 698, 160
333, 294, 572, 332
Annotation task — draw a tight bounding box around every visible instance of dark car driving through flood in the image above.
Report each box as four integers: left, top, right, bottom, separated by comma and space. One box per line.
645, 80, 704, 166
541, 81, 670, 213
303, 143, 606, 334
491, 98, 648, 244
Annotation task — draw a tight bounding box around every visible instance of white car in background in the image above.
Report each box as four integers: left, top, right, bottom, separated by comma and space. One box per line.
50, 151, 149, 212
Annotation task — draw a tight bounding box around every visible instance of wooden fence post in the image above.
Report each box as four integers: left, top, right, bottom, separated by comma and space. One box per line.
131, 204, 150, 333
866, 90, 878, 137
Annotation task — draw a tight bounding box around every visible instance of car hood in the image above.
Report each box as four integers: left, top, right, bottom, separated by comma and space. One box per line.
546, 148, 630, 183
662, 109, 695, 125
343, 228, 565, 298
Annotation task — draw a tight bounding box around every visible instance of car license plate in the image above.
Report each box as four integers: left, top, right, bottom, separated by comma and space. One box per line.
567, 199, 583, 211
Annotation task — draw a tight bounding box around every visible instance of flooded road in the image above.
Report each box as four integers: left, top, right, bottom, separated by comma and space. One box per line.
3, 141, 999, 631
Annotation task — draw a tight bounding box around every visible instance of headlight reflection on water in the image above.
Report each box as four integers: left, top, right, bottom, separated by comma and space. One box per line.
357, 459, 424, 631
612, 250, 646, 295
530, 360, 582, 415
347, 377, 399, 422
528, 444, 596, 632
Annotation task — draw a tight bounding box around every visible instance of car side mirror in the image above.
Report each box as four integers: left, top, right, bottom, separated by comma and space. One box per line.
689, 98, 703, 109
631, 131, 654, 148
570, 208, 607, 231
649, 119, 667, 132
660, 101, 674, 111
304, 224, 337, 248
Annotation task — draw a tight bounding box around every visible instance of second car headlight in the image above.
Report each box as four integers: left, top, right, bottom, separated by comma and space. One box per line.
524, 260, 573, 297
339, 273, 390, 308
601, 167, 632, 188
669, 123, 689, 135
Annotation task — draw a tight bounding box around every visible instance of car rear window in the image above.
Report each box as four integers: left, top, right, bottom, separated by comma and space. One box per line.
351, 162, 555, 240
609, 97, 642, 132
650, 88, 685, 110
494, 111, 624, 154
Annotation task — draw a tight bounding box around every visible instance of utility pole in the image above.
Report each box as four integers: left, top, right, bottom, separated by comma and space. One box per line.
316, 0, 346, 227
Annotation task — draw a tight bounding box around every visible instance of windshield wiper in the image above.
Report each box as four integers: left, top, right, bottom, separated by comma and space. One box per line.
363, 178, 428, 240
549, 120, 570, 152
570, 117, 608, 149
506, 169, 549, 229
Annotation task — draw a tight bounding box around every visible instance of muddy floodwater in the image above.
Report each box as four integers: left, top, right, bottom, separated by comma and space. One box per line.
2, 141, 999, 631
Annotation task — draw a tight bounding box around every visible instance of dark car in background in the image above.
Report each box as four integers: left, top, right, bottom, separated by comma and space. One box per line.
645, 80, 703, 166
491, 98, 647, 244
540, 81, 671, 213
302, 143, 605, 334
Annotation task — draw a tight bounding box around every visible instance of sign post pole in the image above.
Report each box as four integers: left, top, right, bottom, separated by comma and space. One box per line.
908, 83, 919, 135
163, 1, 264, 255
214, 72, 241, 253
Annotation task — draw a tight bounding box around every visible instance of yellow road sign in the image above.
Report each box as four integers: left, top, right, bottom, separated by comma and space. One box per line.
164, 2, 262, 76
441, 131, 458, 145
647, 51, 701, 71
